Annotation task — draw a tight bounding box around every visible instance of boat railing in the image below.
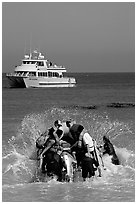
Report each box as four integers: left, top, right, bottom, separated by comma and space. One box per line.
6, 73, 29, 77
49, 65, 65, 68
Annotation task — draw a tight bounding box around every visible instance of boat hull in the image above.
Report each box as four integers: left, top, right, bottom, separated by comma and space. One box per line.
6, 75, 76, 88
24, 77, 76, 88
6, 75, 26, 88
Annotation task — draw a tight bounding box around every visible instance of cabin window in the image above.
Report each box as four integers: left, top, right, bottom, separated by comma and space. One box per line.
55, 72, 59, 77
48, 72, 52, 77
31, 61, 36, 64
23, 61, 29, 64
45, 62, 49, 68
52, 72, 59, 77
29, 72, 36, 76
38, 72, 42, 77
43, 72, 47, 77
37, 61, 44, 66
23, 61, 36, 64
38, 72, 47, 77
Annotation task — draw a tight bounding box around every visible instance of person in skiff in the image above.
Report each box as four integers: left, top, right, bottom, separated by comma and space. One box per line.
102, 135, 120, 165
53, 120, 76, 158
36, 130, 50, 158
54, 119, 75, 146
66, 121, 85, 145
36, 123, 63, 174
54, 119, 84, 146
54, 120, 85, 169
67, 121, 85, 169
42, 127, 63, 181
78, 132, 101, 181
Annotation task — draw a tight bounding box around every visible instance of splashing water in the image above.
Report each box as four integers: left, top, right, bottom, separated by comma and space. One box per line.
2, 107, 134, 187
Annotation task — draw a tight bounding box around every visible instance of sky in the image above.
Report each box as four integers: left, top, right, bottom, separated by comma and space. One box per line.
2, 2, 135, 73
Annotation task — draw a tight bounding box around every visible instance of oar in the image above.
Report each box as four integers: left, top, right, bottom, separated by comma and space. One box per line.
39, 155, 43, 170
99, 153, 106, 170
93, 141, 102, 177
96, 143, 107, 170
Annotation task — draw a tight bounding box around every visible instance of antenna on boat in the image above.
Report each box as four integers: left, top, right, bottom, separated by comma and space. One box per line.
29, 33, 32, 59
38, 44, 40, 54
24, 39, 26, 56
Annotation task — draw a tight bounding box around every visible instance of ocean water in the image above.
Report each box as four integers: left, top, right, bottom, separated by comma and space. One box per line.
2, 72, 135, 202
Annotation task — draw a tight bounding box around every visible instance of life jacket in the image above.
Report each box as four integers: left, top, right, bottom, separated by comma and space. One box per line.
82, 133, 94, 153
69, 124, 84, 143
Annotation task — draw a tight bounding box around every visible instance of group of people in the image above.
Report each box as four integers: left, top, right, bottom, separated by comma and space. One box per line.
36, 119, 119, 182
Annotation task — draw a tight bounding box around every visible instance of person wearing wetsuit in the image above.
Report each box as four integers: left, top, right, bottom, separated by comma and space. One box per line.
102, 136, 119, 165
67, 123, 85, 169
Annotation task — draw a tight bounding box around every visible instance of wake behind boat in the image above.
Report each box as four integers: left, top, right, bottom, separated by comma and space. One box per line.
6, 50, 76, 88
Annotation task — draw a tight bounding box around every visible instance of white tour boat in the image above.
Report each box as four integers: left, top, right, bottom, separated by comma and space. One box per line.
6, 50, 76, 88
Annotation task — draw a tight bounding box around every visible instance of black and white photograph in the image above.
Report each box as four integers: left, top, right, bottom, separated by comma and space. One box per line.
2, 1, 135, 202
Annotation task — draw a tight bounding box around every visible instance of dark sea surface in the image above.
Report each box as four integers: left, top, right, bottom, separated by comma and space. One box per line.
2, 72, 135, 202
